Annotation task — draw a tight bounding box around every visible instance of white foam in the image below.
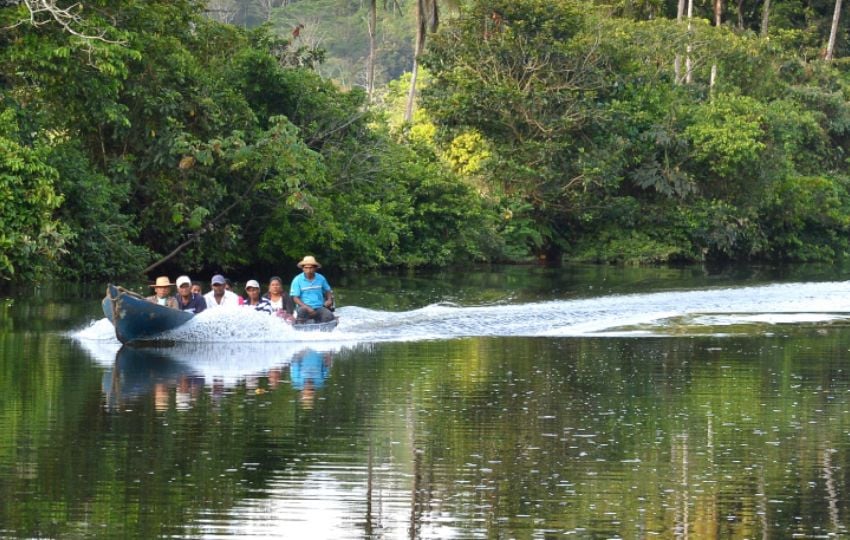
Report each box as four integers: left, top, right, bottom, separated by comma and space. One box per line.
72, 280, 850, 346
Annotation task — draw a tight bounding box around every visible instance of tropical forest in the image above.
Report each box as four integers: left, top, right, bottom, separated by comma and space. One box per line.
3, 0, 850, 282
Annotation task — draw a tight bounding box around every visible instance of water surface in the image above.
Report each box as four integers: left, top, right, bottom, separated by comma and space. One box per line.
1, 264, 850, 538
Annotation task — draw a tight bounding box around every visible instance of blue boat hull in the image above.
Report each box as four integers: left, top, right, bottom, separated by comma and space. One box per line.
102, 284, 194, 344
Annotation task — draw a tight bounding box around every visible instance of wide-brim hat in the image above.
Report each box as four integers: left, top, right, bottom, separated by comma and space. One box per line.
297, 255, 321, 269
150, 276, 174, 287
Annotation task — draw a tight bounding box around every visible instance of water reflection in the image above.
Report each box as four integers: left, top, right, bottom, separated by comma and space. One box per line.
289, 349, 333, 409
15, 269, 850, 538
93, 343, 342, 412
102, 347, 202, 411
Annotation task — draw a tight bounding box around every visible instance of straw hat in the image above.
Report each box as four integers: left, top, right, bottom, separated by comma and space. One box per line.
297, 255, 322, 269
150, 276, 174, 287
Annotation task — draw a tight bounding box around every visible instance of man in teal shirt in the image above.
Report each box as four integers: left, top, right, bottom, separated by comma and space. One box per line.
290, 255, 335, 323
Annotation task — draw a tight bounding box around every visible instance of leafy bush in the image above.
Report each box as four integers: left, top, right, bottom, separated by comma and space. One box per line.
0, 110, 68, 280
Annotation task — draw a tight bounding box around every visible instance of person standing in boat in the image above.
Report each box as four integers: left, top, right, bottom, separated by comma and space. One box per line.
243, 279, 274, 314
263, 276, 295, 321
146, 276, 178, 308
290, 256, 335, 324
204, 274, 242, 308
175, 275, 207, 314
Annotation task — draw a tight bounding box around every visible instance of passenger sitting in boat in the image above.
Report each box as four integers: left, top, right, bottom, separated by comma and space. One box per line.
263, 276, 295, 321
175, 275, 207, 314
243, 279, 274, 314
191, 281, 203, 296
146, 276, 178, 309
204, 274, 242, 308
291, 256, 335, 324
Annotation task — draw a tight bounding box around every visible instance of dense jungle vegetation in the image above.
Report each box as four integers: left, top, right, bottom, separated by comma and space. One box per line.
3, 0, 850, 281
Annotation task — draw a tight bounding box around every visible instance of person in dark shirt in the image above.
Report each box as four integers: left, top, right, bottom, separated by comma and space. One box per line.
243, 279, 274, 314
175, 275, 207, 314
263, 276, 295, 321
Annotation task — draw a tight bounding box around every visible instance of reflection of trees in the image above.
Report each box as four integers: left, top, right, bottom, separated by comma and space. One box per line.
381, 335, 850, 537
6, 332, 850, 537
0, 337, 350, 537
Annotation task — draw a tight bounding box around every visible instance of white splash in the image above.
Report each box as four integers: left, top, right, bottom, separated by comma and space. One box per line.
70, 280, 850, 393
73, 280, 850, 345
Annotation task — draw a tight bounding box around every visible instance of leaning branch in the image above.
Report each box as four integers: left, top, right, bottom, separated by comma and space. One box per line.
142, 172, 268, 274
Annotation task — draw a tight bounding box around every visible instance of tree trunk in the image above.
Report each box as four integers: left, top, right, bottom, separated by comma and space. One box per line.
404, 0, 438, 122
367, 0, 377, 103
674, 0, 685, 84
761, 0, 770, 37
826, 0, 843, 61
404, 1, 424, 123
710, 0, 721, 92
685, 0, 694, 84
404, 57, 419, 122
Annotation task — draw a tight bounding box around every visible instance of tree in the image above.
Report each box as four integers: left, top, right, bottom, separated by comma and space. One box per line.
0, 110, 68, 280
404, 0, 439, 122
206, 0, 239, 24
826, 0, 843, 61
761, 0, 770, 37
686, 0, 694, 84
710, 0, 721, 91
674, 0, 685, 83
367, 0, 377, 102
5, 0, 121, 41
421, 0, 620, 260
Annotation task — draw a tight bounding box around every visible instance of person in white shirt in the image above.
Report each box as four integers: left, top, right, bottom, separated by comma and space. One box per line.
203, 274, 243, 308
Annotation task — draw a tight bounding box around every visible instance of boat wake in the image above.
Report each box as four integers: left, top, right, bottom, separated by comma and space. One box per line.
74, 280, 850, 345
70, 280, 850, 395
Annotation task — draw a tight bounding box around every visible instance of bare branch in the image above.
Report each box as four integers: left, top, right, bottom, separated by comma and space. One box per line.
6, 0, 124, 44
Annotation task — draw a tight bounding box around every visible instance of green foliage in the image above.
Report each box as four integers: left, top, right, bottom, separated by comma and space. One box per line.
679, 200, 767, 260
259, 120, 494, 269
0, 110, 68, 280
574, 230, 685, 265
445, 131, 492, 177
49, 142, 151, 279
685, 93, 766, 183
761, 175, 850, 261
270, 0, 414, 88
5, 0, 850, 281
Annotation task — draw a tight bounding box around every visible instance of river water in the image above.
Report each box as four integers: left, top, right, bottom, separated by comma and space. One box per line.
2, 264, 850, 538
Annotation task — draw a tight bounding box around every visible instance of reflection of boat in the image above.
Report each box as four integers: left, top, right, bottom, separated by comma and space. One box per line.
102, 346, 196, 409
103, 284, 194, 344
99, 342, 333, 410
290, 349, 331, 390
102, 284, 339, 344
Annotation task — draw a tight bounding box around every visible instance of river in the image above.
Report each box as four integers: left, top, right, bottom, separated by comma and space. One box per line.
1, 264, 850, 538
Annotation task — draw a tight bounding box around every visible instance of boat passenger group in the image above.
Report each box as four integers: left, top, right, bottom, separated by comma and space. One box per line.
145, 255, 335, 324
